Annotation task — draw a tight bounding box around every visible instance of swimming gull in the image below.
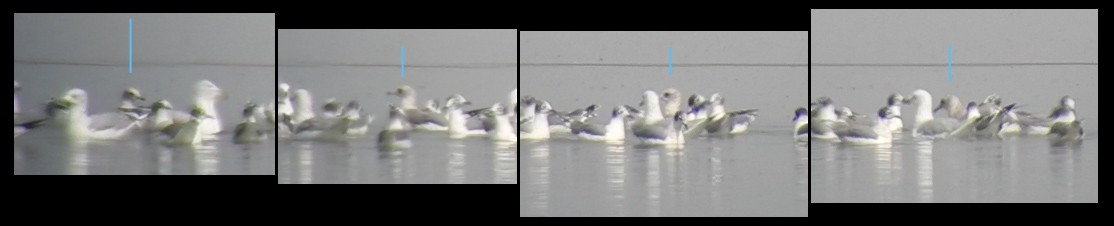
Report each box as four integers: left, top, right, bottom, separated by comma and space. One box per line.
1048, 120, 1084, 146
836, 107, 895, 145
571, 106, 631, 142
387, 85, 448, 131
702, 94, 758, 135
51, 89, 142, 140
793, 107, 809, 142
234, 102, 266, 144
487, 103, 517, 142
156, 104, 211, 146
519, 98, 552, 141
632, 110, 686, 148
933, 95, 965, 120
905, 89, 962, 139
445, 94, 486, 138
884, 93, 904, 133
377, 105, 412, 149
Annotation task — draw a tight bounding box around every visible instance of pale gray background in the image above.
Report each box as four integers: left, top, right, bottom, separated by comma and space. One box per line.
279, 29, 516, 66
811, 9, 1097, 64
14, 13, 275, 66
523, 31, 806, 65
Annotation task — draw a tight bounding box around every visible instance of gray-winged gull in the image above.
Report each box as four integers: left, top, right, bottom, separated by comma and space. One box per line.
906, 89, 962, 139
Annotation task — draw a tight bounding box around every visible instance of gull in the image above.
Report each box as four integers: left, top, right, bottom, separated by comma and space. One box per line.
340, 101, 375, 136
445, 94, 486, 138
632, 110, 686, 148
171, 80, 226, 136
808, 97, 839, 141
51, 89, 142, 140
810, 97, 837, 121
377, 105, 412, 149
836, 107, 895, 145
660, 88, 683, 117
487, 103, 517, 142
281, 105, 358, 142
1012, 96, 1078, 135
1048, 95, 1076, 123
1049, 120, 1085, 146
273, 82, 294, 121
884, 93, 904, 133
570, 106, 631, 142
91, 88, 149, 133
934, 95, 965, 120
291, 89, 315, 124
905, 89, 962, 139
683, 93, 710, 122
636, 90, 666, 124
977, 94, 1002, 116
547, 104, 599, 134
156, 104, 211, 146
996, 104, 1024, 136
519, 97, 552, 141
233, 102, 266, 144
793, 107, 809, 142
949, 102, 984, 138
387, 85, 448, 131
148, 80, 226, 136
702, 94, 759, 135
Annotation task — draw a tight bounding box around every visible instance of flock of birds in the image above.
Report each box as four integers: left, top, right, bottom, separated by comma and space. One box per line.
273, 83, 518, 149
519, 88, 759, 148
13, 80, 269, 145
19, 80, 1084, 149
798, 89, 1086, 146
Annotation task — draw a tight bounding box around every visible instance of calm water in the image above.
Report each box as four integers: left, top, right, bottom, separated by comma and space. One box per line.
809, 66, 1098, 202
810, 135, 1098, 203
276, 67, 517, 184
14, 63, 277, 175
277, 133, 517, 184
519, 129, 808, 217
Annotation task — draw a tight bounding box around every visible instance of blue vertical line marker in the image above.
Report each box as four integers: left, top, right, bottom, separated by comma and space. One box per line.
948, 45, 952, 84
129, 17, 133, 74
669, 48, 673, 77
401, 46, 405, 78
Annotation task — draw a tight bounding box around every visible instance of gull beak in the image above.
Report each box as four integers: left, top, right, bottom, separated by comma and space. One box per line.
933, 104, 943, 113
136, 96, 147, 101
218, 90, 228, 101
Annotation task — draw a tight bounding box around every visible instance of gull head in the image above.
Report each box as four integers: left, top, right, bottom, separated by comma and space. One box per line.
1061, 96, 1075, 109
387, 85, 415, 98
278, 83, 291, 100
123, 87, 146, 102
195, 80, 227, 101
151, 99, 173, 113
794, 107, 808, 122
887, 93, 904, 106
446, 94, 471, 108
56, 88, 89, 110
